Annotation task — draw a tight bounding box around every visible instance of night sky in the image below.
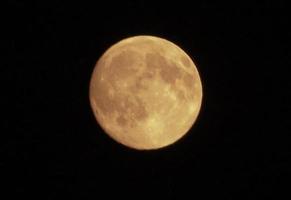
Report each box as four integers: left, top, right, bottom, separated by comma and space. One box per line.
3, 1, 290, 199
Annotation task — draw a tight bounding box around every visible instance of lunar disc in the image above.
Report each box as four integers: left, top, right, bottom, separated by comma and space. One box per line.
89, 35, 203, 150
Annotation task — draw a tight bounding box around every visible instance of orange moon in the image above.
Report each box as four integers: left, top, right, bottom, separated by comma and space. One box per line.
89, 35, 203, 150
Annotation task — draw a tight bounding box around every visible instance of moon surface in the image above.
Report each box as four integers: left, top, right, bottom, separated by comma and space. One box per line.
89, 35, 202, 150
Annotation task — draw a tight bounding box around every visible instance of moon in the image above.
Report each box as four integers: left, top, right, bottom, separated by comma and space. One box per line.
89, 35, 203, 150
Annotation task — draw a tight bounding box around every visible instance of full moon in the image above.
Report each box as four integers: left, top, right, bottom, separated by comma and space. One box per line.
89, 35, 203, 150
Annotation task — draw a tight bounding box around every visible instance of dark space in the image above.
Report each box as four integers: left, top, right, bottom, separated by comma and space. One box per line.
2, 1, 290, 199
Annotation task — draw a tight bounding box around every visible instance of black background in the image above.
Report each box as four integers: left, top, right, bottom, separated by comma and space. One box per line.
3, 1, 290, 199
